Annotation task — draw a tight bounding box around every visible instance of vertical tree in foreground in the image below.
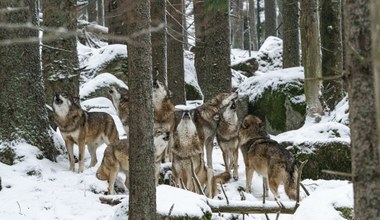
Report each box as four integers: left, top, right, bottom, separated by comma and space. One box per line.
193, 0, 206, 99
0, 0, 57, 161
300, 0, 323, 118
282, 0, 300, 68
372, 0, 380, 162
126, 0, 156, 219
264, 0, 277, 38
345, 0, 380, 219
248, 0, 258, 50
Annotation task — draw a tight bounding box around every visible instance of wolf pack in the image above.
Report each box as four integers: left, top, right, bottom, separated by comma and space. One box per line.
52, 79, 299, 204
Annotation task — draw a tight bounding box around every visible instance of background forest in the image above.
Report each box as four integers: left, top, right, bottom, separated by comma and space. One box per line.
0, 0, 380, 219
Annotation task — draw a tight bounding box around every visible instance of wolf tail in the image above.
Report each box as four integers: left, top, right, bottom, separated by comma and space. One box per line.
211, 171, 231, 198
285, 163, 298, 200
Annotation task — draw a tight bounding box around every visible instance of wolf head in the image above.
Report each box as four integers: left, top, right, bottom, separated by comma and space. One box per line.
52, 93, 77, 118
154, 127, 170, 156
153, 79, 171, 107
109, 86, 128, 110
177, 111, 197, 137
238, 115, 269, 145
221, 99, 238, 122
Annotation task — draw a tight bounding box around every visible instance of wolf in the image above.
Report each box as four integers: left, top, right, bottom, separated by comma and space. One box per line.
238, 114, 298, 201
109, 86, 129, 134
193, 91, 238, 169
96, 128, 170, 194
52, 93, 119, 173
152, 79, 176, 162
216, 99, 240, 180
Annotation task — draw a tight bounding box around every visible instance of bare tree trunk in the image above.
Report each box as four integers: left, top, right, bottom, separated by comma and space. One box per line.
0, 0, 58, 161
201, 0, 231, 102
151, 0, 167, 85
257, 0, 262, 47
276, 0, 283, 37
320, 0, 344, 111
373, 0, 380, 163
264, 0, 277, 38
193, 0, 206, 99
167, 0, 185, 104
248, 0, 258, 50
345, 0, 380, 218
282, 0, 300, 68
88, 0, 97, 22
231, 0, 244, 48
97, 0, 104, 26
300, 0, 323, 118
126, 0, 156, 219
107, 0, 128, 44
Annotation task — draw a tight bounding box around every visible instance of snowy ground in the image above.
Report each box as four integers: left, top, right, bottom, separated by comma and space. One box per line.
0, 40, 353, 220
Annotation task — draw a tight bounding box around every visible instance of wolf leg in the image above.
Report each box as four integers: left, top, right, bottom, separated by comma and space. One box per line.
232, 148, 239, 180
108, 164, 119, 195
65, 141, 75, 172
87, 144, 98, 167
245, 166, 254, 193
78, 141, 86, 173
205, 137, 214, 169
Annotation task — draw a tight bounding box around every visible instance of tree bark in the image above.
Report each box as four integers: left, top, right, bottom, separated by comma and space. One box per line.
372, 0, 380, 163
231, 0, 244, 49
126, 0, 156, 219
300, 0, 323, 117
42, 0, 79, 103
320, 0, 344, 111
264, 0, 277, 38
107, 0, 128, 44
88, 0, 97, 22
193, 0, 206, 99
97, 0, 104, 26
282, 0, 300, 68
345, 0, 380, 219
151, 0, 167, 85
0, 0, 58, 160
167, 0, 185, 104
248, 0, 258, 50
276, 0, 283, 37
201, 0, 232, 102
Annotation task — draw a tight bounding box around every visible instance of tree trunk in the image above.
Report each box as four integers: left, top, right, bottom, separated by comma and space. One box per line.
107, 0, 128, 44
373, 0, 380, 163
231, 0, 244, 49
193, 0, 206, 99
151, 0, 167, 85
320, 0, 344, 111
88, 0, 97, 22
264, 0, 277, 38
42, 0, 79, 104
0, 0, 58, 161
300, 0, 323, 118
345, 0, 380, 219
97, 0, 104, 26
257, 0, 262, 47
167, 0, 185, 104
126, 0, 156, 219
276, 0, 283, 37
248, 0, 258, 50
201, 0, 231, 102
282, 0, 300, 68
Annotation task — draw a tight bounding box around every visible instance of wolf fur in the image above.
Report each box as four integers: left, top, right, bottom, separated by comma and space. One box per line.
172, 111, 212, 197
52, 93, 119, 173
109, 86, 129, 134
96, 129, 170, 194
216, 99, 240, 180
238, 115, 298, 200
152, 79, 176, 162
193, 92, 238, 169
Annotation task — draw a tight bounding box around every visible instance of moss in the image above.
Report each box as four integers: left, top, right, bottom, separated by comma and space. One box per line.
185, 83, 203, 101
335, 207, 354, 220
289, 142, 351, 180
0, 146, 16, 165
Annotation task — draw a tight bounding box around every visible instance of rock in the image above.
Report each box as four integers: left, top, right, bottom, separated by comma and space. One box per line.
231, 57, 259, 77
257, 36, 283, 73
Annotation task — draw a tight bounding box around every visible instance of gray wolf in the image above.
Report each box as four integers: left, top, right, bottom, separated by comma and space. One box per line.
238, 114, 298, 201
193, 92, 238, 169
216, 99, 239, 180
96, 129, 170, 194
152, 79, 176, 162
109, 86, 129, 134
52, 93, 119, 173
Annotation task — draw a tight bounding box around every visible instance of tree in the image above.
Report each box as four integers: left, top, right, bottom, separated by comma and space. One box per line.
373, 0, 380, 163
151, 0, 167, 85
193, 0, 206, 99
320, 0, 344, 111
264, 0, 277, 38
231, 0, 244, 49
282, 0, 300, 68
97, 0, 104, 25
300, 0, 323, 117
167, 0, 185, 104
200, 0, 232, 102
248, 0, 258, 50
42, 0, 79, 105
88, 0, 97, 22
345, 0, 380, 219
0, 0, 58, 161
126, 0, 156, 218
106, 0, 128, 44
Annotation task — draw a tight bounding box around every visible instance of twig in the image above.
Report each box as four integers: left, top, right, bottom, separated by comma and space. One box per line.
179, 178, 187, 190
321, 169, 352, 178
165, 203, 175, 220
300, 183, 310, 196
99, 196, 123, 206
297, 160, 309, 204
276, 212, 280, 220
264, 213, 270, 220
190, 159, 206, 196
17, 201, 22, 215
220, 183, 229, 205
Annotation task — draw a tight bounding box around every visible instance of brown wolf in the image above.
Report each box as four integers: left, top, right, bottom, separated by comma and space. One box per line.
52, 93, 119, 173
109, 86, 129, 134
238, 115, 298, 201
152, 79, 176, 162
96, 129, 170, 194
193, 92, 238, 169
216, 99, 239, 180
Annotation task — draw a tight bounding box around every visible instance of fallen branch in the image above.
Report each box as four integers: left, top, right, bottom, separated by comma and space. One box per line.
99, 196, 124, 206
220, 183, 229, 205
208, 203, 297, 214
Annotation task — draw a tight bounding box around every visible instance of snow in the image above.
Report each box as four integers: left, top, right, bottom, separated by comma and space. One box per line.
0, 41, 353, 220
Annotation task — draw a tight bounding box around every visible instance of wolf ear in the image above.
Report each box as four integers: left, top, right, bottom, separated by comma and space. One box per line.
241, 118, 249, 129
213, 113, 220, 121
